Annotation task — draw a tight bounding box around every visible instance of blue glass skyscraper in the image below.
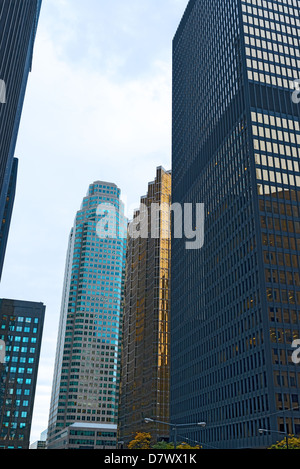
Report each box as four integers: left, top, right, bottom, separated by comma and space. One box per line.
0, 0, 42, 280
171, 0, 300, 449
47, 181, 127, 449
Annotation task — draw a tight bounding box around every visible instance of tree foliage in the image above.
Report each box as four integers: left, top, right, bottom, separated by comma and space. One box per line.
128, 432, 152, 450
268, 435, 300, 449
176, 442, 201, 449
128, 433, 202, 450
152, 441, 174, 449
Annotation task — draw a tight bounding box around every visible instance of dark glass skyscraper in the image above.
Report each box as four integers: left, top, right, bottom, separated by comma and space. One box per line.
171, 0, 300, 449
0, 0, 42, 280
0, 299, 45, 449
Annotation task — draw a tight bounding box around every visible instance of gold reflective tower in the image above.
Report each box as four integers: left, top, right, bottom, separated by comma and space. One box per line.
119, 167, 171, 446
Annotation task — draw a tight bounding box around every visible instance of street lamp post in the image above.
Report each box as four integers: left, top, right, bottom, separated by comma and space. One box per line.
258, 428, 290, 449
145, 418, 206, 450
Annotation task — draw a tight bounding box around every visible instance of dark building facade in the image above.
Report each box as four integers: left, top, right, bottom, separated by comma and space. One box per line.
171, 0, 300, 449
0, 299, 45, 449
0, 0, 42, 280
0, 158, 18, 279
119, 167, 171, 446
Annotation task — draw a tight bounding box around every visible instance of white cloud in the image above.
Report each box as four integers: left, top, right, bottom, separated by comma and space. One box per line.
21, 21, 172, 204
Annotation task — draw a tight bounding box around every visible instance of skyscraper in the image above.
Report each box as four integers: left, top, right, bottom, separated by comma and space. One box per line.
0, 158, 18, 278
47, 181, 127, 449
0, 299, 45, 449
119, 167, 171, 446
0, 0, 42, 280
171, 0, 300, 449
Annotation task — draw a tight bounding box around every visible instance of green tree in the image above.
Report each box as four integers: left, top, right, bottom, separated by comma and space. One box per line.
152, 441, 201, 450
152, 441, 174, 449
176, 442, 201, 449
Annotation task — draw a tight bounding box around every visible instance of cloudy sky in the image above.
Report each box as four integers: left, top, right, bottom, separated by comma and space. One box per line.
0, 0, 189, 444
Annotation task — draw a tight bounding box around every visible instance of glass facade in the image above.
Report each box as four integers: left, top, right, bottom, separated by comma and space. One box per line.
0, 299, 45, 449
47, 423, 117, 450
47, 181, 127, 449
171, 0, 300, 449
0, 0, 42, 280
119, 167, 171, 446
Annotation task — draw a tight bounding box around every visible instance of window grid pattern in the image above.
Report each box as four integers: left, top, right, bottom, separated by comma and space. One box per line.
172, 0, 300, 448
47, 183, 127, 449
